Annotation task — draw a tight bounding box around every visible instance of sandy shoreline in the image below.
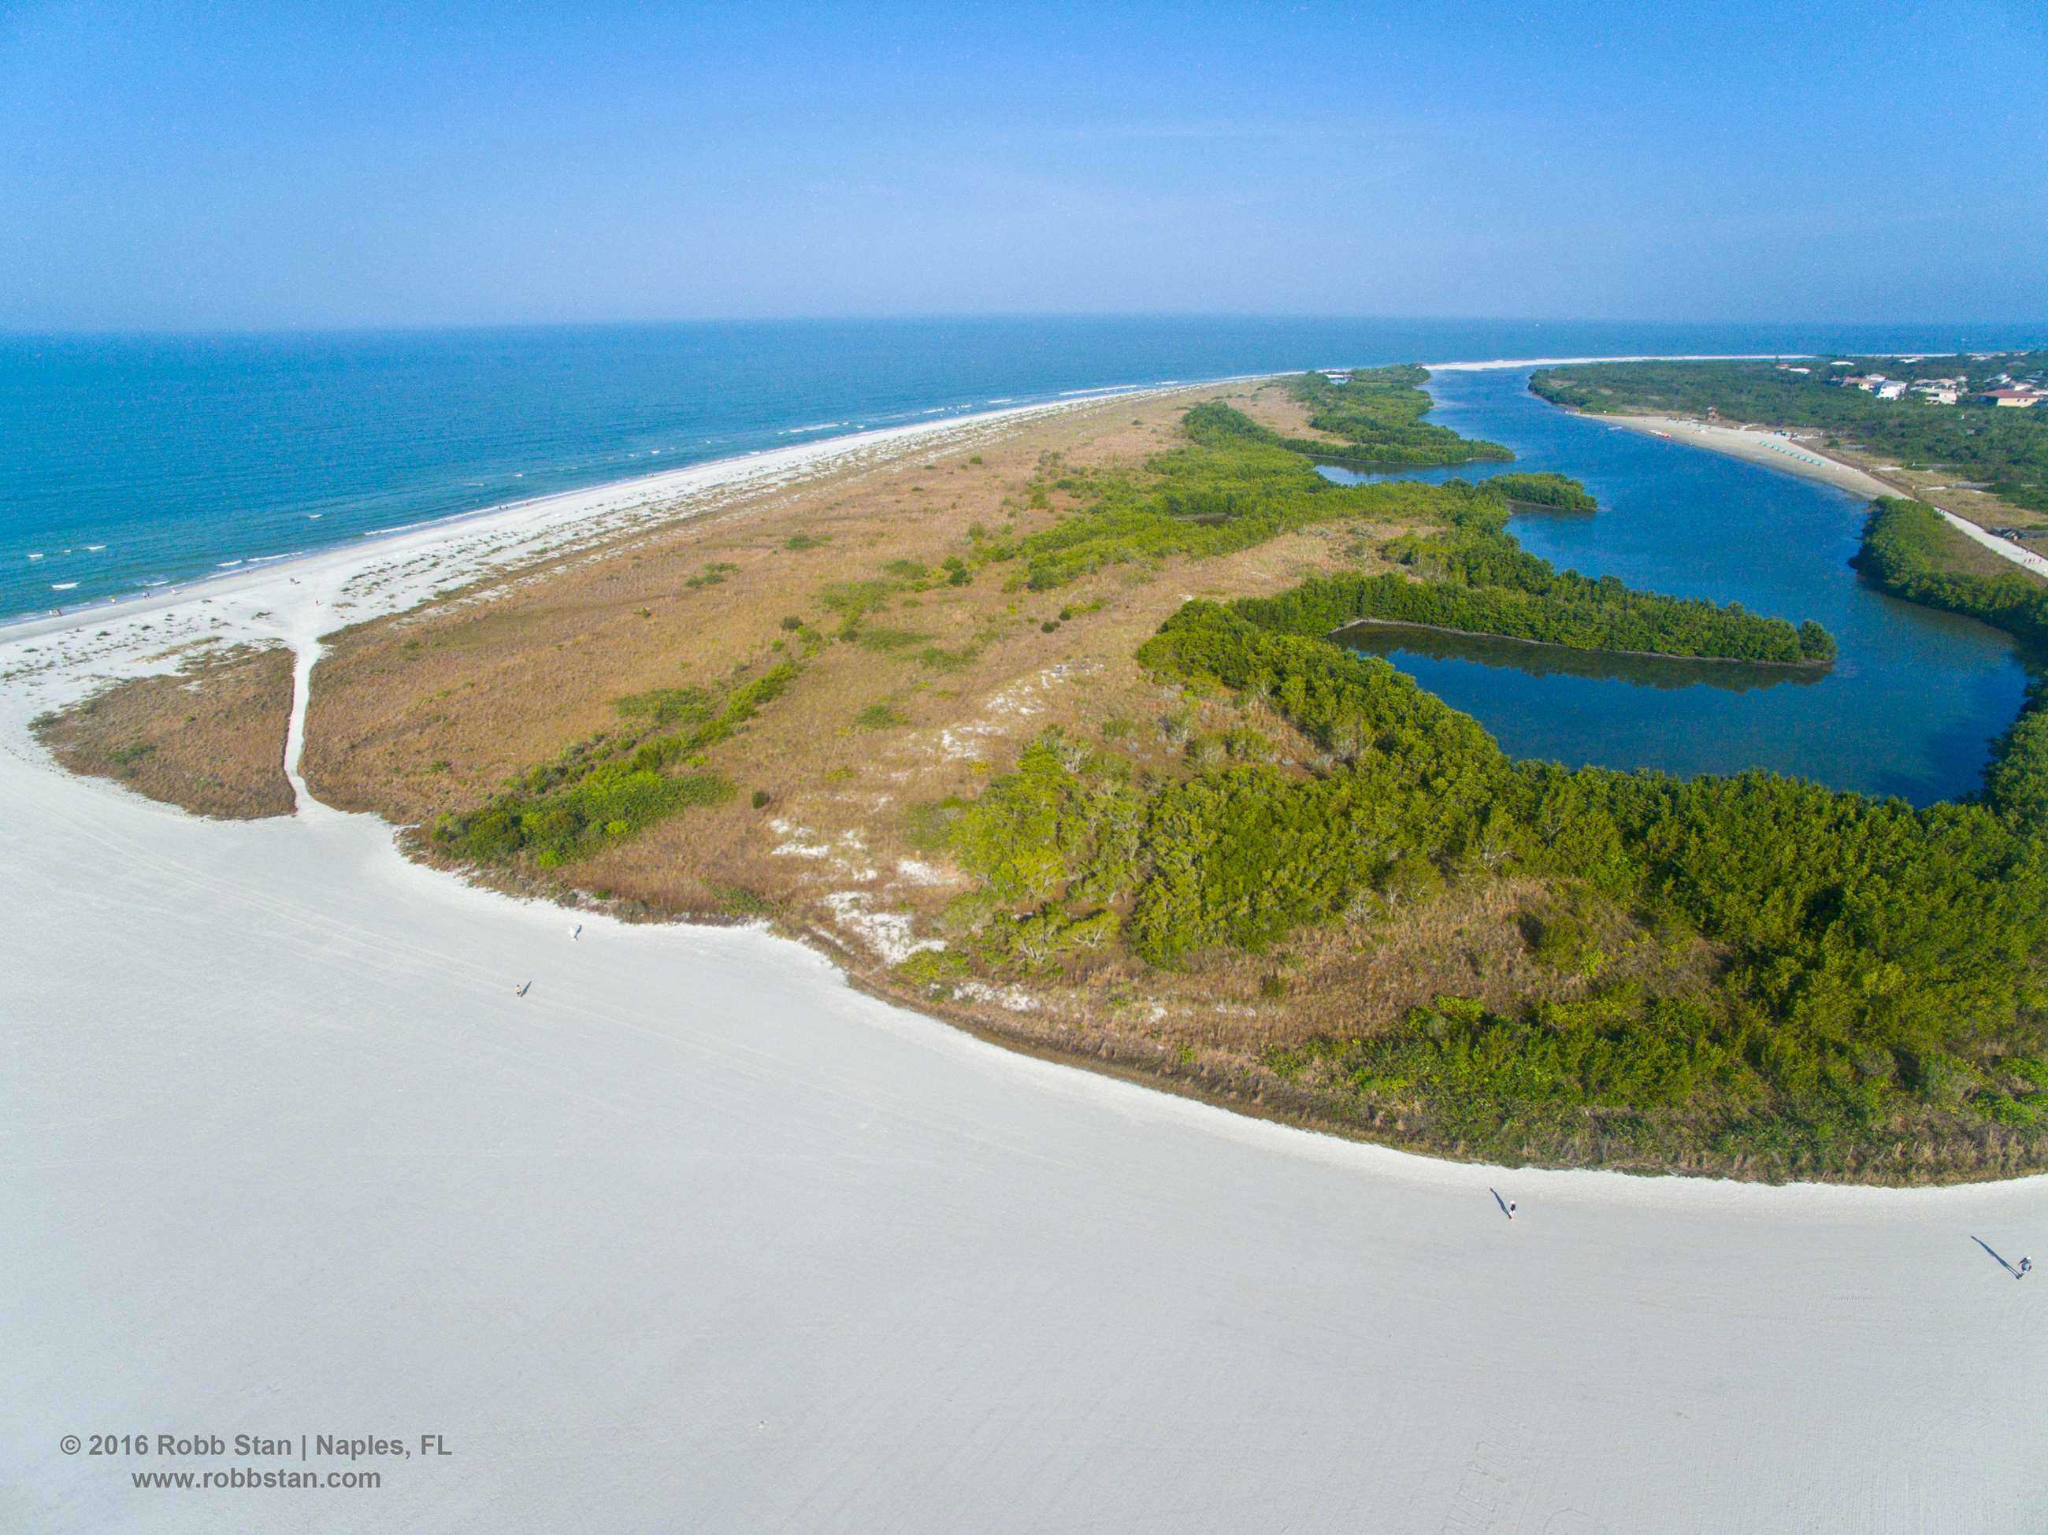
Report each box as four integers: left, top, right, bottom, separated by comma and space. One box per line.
6, 696, 2043, 1532
0, 380, 1221, 647
3, 347, 2037, 1198
0, 354, 1788, 646
1592, 410, 2048, 580
8, 355, 2048, 1530
1591, 411, 1896, 497
1421, 351, 1787, 373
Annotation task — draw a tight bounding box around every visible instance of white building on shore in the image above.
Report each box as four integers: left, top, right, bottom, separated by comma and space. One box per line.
1980, 387, 2044, 408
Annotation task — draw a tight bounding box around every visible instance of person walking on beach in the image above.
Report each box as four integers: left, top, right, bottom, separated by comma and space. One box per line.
571, 923, 582, 941
515, 980, 531, 997
2022, 1257, 2033, 1279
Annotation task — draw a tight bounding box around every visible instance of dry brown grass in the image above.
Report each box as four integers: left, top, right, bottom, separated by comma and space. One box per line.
33, 642, 295, 819
48, 380, 1688, 1164
1822, 444, 2048, 545
33, 377, 2039, 1182
1919, 511, 2048, 582
1233, 380, 1347, 442
286, 382, 1472, 1067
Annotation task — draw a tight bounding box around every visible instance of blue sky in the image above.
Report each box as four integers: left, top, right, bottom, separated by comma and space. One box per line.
3, 0, 2044, 330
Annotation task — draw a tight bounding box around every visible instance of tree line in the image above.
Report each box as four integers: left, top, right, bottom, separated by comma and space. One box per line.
1194, 370, 1516, 467
939, 590, 2048, 1174
1856, 496, 2048, 826
1237, 523, 1835, 665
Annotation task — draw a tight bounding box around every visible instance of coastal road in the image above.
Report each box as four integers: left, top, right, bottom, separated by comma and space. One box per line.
3, 725, 2046, 1533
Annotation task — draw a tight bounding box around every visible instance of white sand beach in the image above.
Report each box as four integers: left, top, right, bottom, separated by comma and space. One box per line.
1593, 413, 2048, 581
1594, 413, 1896, 499
6, 383, 2048, 1533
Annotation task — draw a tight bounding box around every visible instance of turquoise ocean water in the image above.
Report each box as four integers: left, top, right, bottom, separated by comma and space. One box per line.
3, 317, 2026, 624
5, 316, 2044, 801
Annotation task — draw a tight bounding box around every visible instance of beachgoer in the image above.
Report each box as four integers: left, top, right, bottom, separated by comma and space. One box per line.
2022, 1257, 2033, 1278
516, 980, 531, 997
1507, 1201, 1517, 1219
572, 923, 583, 941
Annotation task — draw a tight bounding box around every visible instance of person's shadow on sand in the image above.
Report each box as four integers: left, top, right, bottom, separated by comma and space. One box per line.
1973, 1236, 2023, 1279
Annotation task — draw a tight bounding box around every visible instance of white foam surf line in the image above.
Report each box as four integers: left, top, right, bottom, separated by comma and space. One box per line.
3, 379, 1263, 818
0, 379, 1261, 649
5, 365, 2046, 1206
1416, 352, 1793, 372
0, 353, 1809, 638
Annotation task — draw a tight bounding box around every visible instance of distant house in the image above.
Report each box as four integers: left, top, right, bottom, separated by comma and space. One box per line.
1875, 382, 1907, 400
1913, 386, 1960, 405
1776, 364, 1812, 374
1981, 389, 2043, 408
1836, 374, 1886, 392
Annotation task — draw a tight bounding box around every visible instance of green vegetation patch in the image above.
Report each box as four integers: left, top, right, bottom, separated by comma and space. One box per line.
434, 661, 797, 866
937, 562, 2048, 1171
853, 701, 911, 730
1489, 471, 1599, 512
1271, 989, 1749, 1125
956, 371, 1517, 592
985, 424, 1511, 591
853, 627, 931, 654
1242, 525, 1835, 664
1280, 368, 1516, 467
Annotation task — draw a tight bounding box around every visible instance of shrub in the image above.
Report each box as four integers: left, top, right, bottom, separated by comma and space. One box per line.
854, 702, 910, 730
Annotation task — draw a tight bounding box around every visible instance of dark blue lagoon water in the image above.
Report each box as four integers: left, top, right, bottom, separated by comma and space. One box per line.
4, 317, 2039, 802
1322, 368, 2035, 804
2, 317, 2028, 624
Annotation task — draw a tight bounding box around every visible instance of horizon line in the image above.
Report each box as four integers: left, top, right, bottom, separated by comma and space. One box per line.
5, 313, 2047, 343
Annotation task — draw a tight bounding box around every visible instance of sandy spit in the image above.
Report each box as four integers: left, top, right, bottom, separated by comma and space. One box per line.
1593, 412, 2048, 580
5, 360, 2046, 1532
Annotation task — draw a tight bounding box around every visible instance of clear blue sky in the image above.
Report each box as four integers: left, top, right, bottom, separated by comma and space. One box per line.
4, 0, 2043, 331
